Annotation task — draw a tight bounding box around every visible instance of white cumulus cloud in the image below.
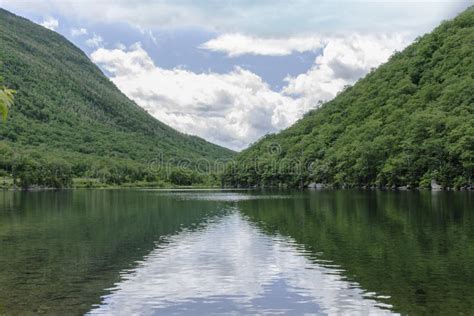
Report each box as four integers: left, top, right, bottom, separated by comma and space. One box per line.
86, 33, 104, 47
200, 34, 325, 57
40, 16, 58, 30
92, 44, 299, 150
70, 27, 88, 36
283, 34, 409, 109
2, 0, 469, 36
91, 33, 408, 150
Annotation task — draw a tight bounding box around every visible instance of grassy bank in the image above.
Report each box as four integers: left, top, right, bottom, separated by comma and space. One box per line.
0, 176, 223, 190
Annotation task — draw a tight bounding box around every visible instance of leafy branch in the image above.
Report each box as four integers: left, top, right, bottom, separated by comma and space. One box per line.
0, 86, 14, 122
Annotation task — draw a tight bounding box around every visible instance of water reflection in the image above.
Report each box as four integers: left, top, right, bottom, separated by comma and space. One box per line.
0, 190, 225, 314
1, 190, 472, 315
90, 209, 393, 315
239, 190, 474, 315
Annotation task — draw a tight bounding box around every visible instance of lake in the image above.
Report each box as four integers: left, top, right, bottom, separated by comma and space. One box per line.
0, 189, 472, 315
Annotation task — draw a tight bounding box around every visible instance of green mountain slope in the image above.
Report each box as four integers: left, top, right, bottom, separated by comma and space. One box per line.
0, 9, 234, 187
224, 7, 474, 189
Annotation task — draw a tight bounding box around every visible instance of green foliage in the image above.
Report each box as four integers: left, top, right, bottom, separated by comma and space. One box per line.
13, 156, 73, 189
0, 9, 234, 188
225, 7, 474, 189
168, 169, 203, 186
0, 87, 14, 122
0, 74, 14, 122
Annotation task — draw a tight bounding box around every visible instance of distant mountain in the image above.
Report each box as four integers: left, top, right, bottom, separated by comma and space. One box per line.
224, 7, 474, 189
0, 9, 234, 187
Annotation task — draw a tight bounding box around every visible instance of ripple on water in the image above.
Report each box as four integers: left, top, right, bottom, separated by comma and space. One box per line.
88, 212, 396, 315
143, 190, 293, 202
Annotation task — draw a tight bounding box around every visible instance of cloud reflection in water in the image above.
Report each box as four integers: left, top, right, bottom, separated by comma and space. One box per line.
89, 207, 395, 315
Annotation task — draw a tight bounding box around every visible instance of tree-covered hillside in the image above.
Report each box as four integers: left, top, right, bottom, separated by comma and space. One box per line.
224, 7, 473, 189
0, 9, 234, 188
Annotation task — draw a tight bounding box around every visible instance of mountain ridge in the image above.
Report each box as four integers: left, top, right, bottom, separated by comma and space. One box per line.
224, 7, 474, 189
0, 8, 234, 187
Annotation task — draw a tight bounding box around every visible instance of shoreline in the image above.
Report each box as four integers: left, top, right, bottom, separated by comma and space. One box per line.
1, 185, 472, 192
2, 176, 472, 192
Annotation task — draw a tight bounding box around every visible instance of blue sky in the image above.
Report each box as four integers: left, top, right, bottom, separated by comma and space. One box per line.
0, 0, 471, 150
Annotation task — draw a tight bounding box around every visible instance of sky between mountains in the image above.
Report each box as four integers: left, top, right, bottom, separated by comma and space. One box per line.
0, 0, 471, 150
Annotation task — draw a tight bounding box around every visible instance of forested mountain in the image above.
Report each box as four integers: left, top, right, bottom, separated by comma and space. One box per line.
224, 7, 473, 189
0, 9, 234, 187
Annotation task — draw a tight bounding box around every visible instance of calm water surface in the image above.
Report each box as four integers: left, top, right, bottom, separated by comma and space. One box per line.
0, 189, 472, 315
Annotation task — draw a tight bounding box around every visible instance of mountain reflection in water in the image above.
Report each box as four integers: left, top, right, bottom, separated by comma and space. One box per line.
1, 190, 472, 315
89, 208, 393, 315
